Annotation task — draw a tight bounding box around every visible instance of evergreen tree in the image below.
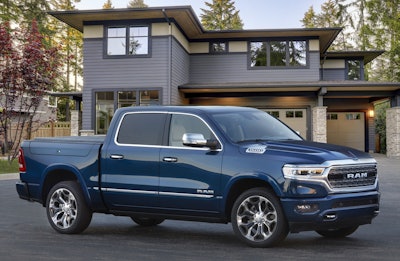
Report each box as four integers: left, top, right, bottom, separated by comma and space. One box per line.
301, 6, 318, 28
127, 0, 148, 8
200, 0, 243, 30
103, 0, 114, 9
301, 0, 354, 50
366, 0, 400, 82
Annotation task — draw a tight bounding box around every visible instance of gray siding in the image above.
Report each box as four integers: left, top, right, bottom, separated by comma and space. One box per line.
321, 69, 345, 81
171, 38, 190, 105
82, 37, 170, 130
189, 52, 320, 83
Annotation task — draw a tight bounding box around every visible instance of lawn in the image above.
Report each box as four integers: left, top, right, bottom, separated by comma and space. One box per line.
0, 159, 19, 174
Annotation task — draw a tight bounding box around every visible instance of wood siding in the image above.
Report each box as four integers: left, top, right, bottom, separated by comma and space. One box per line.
82, 37, 170, 129
189, 52, 320, 83
171, 37, 190, 105
321, 69, 345, 81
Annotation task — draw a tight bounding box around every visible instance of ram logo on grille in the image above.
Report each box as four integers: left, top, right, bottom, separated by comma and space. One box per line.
347, 172, 368, 179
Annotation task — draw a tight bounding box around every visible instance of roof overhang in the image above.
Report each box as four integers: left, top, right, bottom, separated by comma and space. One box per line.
49, 6, 341, 53
179, 81, 400, 100
325, 51, 385, 64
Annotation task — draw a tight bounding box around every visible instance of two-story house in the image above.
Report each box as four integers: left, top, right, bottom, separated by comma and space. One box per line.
50, 6, 400, 156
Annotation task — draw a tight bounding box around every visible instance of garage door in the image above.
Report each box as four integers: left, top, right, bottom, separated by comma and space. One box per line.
327, 112, 365, 151
264, 109, 307, 139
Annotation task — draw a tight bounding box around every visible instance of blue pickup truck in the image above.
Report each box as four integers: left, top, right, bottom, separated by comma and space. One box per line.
16, 106, 379, 247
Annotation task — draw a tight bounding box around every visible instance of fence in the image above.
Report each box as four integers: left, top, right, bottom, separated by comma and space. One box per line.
31, 122, 71, 138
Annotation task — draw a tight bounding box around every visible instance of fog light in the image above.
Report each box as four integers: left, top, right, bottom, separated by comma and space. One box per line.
295, 203, 319, 213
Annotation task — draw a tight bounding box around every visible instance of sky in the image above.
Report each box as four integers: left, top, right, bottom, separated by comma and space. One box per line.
74, 0, 326, 29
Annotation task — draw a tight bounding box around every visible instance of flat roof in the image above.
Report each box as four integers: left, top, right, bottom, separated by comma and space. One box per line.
49, 6, 342, 53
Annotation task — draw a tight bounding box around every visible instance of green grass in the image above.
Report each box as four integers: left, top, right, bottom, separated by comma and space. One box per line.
0, 159, 19, 174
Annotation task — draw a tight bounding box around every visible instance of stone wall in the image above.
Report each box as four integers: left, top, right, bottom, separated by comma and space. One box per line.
386, 107, 400, 158
312, 106, 327, 143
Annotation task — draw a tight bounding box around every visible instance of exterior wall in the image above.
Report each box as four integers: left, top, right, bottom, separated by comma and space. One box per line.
321, 69, 345, 80
386, 107, 400, 158
321, 59, 345, 81
189, 52, 320, 83
82, 37, 169, 130
171, 37, 190, 105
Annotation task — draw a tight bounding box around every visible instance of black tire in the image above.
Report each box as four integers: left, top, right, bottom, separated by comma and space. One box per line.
231, 188, 288, 247
316, 226, 359, 238
46, 181, 92, 234
131, 217, 165, 227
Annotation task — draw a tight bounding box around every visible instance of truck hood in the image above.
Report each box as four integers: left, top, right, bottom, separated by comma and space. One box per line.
240, 140, 374, 164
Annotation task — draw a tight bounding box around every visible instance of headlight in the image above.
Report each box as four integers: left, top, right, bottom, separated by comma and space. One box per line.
282, 165, 325, 179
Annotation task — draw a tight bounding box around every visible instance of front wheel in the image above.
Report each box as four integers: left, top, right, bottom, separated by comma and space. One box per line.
46, 181, 92, 234
316, 226, 359, 238
231, 188, 288, 247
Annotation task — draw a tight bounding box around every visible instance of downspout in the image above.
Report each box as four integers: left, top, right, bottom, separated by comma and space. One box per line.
162, 9, 172, 105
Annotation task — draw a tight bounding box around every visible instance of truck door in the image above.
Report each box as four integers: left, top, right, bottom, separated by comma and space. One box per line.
101, 112, 167, 210
159, 113, 223, 214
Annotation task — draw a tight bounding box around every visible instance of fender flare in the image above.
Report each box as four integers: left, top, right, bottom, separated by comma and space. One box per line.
40, 163, 91, 206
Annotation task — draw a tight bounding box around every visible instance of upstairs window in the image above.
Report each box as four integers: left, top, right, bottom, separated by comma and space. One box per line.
210, 42, 228, 53
250, 40, 307, 68
106, 25, 149, 56
346, 59, 363, 80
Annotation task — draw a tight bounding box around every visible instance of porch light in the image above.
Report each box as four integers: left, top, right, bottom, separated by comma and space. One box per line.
368, 110, 375, 118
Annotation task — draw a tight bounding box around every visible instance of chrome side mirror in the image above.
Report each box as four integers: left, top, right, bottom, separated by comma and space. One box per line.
182, 133, 220, 150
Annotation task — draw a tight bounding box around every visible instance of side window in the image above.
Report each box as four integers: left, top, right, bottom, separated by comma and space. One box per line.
117, 113, 166, 145
169, 114, 214, 147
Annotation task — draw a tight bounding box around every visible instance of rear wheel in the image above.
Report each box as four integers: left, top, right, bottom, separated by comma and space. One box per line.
46, 181, 92, 234
231, 188, 288, 247
316, 226, 359, 238
131, 217, 165, 227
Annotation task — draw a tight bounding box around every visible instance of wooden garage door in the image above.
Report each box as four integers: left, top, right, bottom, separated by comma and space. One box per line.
327, 112, 365, 151
265, 109, 307, 139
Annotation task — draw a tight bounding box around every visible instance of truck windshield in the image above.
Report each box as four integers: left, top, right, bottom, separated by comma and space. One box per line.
210, 110, 302, 143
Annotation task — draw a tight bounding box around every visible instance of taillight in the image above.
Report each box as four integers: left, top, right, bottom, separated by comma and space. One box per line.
18, 148, 26, 172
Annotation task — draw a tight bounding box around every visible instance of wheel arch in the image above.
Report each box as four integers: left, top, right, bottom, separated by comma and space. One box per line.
222, 173, 283, 222
41, 164, 90, 207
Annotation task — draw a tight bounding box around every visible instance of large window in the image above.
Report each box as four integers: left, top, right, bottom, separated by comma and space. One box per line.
96, 92, 114, 134
346, 59, 363, 80
106, 25, 149, 56
250, 40, 307, 68
95, 89, 160, 134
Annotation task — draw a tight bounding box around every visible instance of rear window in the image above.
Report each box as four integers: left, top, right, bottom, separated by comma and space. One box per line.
116, 113, 166, 145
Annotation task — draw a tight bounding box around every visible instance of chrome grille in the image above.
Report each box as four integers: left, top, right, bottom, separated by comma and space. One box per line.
327, 164, 377, 188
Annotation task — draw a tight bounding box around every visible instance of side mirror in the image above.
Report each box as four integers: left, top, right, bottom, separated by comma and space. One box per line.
182, 133, 220, 150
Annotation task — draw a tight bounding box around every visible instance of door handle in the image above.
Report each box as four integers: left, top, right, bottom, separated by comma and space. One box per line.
163, 157, 178, 162
110, 154, 124, 159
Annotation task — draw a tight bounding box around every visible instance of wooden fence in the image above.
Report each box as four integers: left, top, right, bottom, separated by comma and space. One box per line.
31, 122, 71, 138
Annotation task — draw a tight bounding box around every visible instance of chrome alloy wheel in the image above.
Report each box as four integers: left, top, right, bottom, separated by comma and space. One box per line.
236, 195, 278, 242
48, 188, 78, 230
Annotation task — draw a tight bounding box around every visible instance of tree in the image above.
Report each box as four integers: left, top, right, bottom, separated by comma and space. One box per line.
48, 0, 83, 120
200, 0, 243, 30
0, 20, 60, 162
365, 0, 400, 82
301, 6, 318, 28
301, 0, 354, 50
127, 0, 148, 8
103, 0, 114, 9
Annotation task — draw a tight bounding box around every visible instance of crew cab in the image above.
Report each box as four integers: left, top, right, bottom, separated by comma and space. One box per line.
16, 106, 380, 247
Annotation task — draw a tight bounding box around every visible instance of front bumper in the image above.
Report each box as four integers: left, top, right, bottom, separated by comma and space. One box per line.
281, 190, 380, 233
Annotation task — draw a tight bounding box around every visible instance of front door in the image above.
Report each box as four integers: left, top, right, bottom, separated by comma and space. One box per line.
159, 113, 223, 215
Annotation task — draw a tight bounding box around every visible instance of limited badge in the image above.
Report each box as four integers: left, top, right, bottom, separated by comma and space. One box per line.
245, 145, 267, 154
